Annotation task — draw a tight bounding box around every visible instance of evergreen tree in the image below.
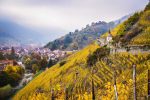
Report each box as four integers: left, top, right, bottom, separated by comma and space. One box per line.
10, 47, 16, 60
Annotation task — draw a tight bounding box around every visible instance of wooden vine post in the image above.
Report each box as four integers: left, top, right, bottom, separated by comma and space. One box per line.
92, 78, 95, 100
91, 68, 96, 100
113, 71, 118, 100
50, 79, 55, 100
51, 89, 55, 100
133, 64, 137, 100
113, 50, 118, 100
75, 70, 79, 94
65, 87, 69, 100
109, 50, 118, 100
148, 69, 150, 99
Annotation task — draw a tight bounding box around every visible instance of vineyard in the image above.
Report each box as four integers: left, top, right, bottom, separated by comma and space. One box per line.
13, 43, 150, 99
130, 27, 150, 45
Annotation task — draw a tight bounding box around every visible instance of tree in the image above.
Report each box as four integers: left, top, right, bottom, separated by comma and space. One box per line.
75, 29, 79, 33
23, 57, 32, 69
0, 52, 5, 60
64, 36, 72, 44
144, 1, 150, 11
4, 65, 24, 86
9, 73, 21, 87
10, 47, 16, 60
32, 64, 39, 74
0, 70, 21, 87
40, 57, 48, 69
0, 71, 10, 87
47, 59, 55, 68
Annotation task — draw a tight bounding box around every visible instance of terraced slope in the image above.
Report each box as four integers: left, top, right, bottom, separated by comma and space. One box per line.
13, 43, 150, 99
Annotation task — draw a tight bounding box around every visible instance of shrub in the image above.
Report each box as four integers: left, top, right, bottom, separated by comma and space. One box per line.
87, 47, 110, 66
0, 71, 10, 87
59, 61, 66, 67
32, 64, 39, 74
9, 73, 21, 87
2, 65, 24, 87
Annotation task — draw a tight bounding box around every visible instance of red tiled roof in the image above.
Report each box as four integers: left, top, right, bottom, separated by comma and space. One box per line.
0, 60, 14, 65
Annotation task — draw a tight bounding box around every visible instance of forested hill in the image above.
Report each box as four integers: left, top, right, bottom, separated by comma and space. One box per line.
45, 15, 130, 51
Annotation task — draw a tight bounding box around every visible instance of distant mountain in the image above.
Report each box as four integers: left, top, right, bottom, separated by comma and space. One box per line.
114, 14, 132, 25
45, 15, 130, 50
0, 19, 48, 47
0, 30, 20, 47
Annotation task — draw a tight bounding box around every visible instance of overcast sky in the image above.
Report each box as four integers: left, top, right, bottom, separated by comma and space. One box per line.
0, 0, 148, 35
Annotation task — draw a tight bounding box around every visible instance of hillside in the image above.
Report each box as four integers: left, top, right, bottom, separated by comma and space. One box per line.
45, 15, 130, 51
101, 2, 150, 46
13, 3, 150, 100
13, 43, 150, 99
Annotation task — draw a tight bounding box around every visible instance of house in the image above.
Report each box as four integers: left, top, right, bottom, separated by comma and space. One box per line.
0, 60, 15, 71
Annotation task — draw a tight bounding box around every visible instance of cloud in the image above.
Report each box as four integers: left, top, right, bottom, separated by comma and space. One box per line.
0, 0, 148, 35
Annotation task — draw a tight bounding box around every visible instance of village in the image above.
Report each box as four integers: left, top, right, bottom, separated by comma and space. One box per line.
0, 46, 70, 71
0, 46, 72, 97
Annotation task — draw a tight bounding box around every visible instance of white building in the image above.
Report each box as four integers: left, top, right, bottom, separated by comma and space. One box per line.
97, 30, 113, 47
106, 31, 113, 43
